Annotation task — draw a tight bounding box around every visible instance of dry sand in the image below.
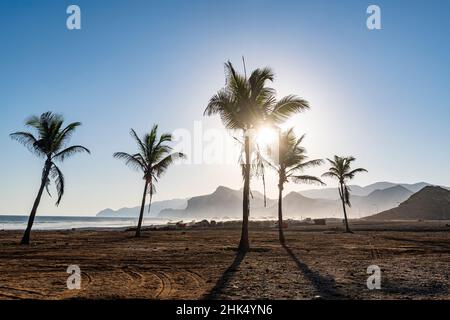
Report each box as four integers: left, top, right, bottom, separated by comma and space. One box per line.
0, 221, 449, 300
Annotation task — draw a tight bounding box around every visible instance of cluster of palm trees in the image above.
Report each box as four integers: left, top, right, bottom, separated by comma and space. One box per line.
204, 61, 367, 250
10, 61, 366, 247
10, 113, 182, 244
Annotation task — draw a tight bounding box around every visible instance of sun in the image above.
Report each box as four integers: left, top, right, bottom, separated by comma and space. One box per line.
256, 126, 277, 148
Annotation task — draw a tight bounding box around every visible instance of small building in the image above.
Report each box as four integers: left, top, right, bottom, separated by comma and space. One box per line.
313, 219, 326, 225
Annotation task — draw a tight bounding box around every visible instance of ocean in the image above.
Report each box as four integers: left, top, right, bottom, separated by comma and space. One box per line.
0, 215, 171, 230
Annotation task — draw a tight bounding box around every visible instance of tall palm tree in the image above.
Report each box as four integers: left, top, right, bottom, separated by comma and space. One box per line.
114, 125, 185, 237
322, 156, 367, 233
204, 61, 309, 252
264, 128, 324, 244
10, 112, 90, 244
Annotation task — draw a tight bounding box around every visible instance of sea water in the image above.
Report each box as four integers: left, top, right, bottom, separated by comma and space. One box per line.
0, 215, 171, 230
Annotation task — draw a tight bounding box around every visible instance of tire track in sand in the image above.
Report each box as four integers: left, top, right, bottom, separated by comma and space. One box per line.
154, 271, 174, 298
0, 285, 45, 299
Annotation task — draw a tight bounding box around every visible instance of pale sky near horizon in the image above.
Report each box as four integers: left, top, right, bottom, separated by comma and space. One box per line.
0, 0, 449, 216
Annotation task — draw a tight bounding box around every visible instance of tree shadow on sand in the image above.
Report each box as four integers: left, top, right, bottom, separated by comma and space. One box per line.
381, 278, 447, 297
202, 251, 246, 299
282, 244, 346, 299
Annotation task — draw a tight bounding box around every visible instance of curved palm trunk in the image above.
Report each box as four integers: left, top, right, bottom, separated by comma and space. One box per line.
238, 134, 250, 252
278, 180, 285, 245
21, 160, 52, 245
135, 181, 148, 237
340, 183, 351, 233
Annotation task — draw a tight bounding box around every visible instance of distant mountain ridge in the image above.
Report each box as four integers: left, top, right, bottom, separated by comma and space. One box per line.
367, 186, 450, 220
350, 185, 414, 214
159, 186, 275, 219
97, 198, 187, 217
255, 185, 414, 219
299, 182, 431, 200
96, 181, 448, 219
158, 182, 427, 219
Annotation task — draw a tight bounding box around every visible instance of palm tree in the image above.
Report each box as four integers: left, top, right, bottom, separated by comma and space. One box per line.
204, 61, 309, 252
264, 128, 324, 244
322, 156, 367, 233
114, 125, 185, 237
10, 112, 90, 244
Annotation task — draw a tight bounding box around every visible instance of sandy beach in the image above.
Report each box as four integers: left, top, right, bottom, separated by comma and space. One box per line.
0, 221, 449, 300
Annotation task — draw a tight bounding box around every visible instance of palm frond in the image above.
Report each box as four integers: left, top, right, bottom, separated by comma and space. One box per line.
54, 121, 81, 151
344, 184, 351, 207
53, 145, 90, 162
322, 171, 339, 179
44, 168, 52, 197
152, 152, 186, 178
287, 158, 324, 175
344, 168, 368, 179
113, 152, 145, 171
50, 163, 65, 206
10, 131, 45, 157
248, 67, 275, 102
290, 175, 325, 185
269, 95, 309, 124
129, 129, 147, 156
204, 90, 231, 115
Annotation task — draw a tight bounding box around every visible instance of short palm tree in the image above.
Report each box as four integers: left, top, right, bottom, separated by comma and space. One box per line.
265, 128, 324, 244
114, 125, 185, 237
10, 112, 90, 244
322, 156, 367, 233
204, 61, 309, 252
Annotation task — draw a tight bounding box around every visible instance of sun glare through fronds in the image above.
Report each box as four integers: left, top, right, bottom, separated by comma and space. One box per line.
256, 126, 277, 149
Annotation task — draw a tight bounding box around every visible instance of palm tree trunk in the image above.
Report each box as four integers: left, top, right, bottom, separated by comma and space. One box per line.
21, 160, 52, 245
340, 183, 351, 233
238, 133, 250, 252
148, 184, 153, 214
278, 180, 285, 245
135, 181, 148, 237
277, 128, 285, 244
262, 171, 267, 207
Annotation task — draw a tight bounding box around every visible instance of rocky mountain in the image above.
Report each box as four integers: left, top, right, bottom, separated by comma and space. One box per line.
97, 198, 187, 217
97, 182, 447, 219
158, 183, 417, 219
366, 186, 450, 220
274, 191, 337, 218
158, 186, 275, 219
350, 185, 413, 215
264, 185, 413, 219
299, 182, 430, 200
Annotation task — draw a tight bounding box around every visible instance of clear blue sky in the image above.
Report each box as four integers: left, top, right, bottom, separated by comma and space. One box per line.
0, 0, 449, 215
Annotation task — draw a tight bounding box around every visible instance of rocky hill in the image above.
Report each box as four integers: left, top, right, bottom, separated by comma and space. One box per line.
366, 186, 450, 220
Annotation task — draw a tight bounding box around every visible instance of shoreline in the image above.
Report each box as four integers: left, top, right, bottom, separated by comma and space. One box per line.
2, 218, 450, 232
